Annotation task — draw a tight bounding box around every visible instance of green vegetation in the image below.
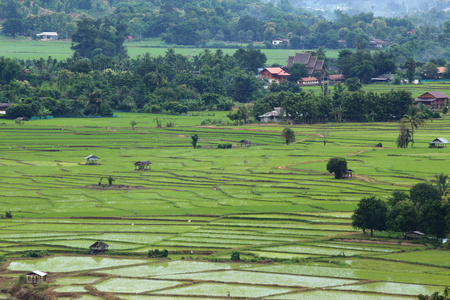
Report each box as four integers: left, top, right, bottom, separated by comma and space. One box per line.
326, 157, 348, 179
0, 113, 448, 299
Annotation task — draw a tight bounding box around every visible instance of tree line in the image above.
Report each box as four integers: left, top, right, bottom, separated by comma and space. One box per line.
2, 0, 450, 62
352, 178, 450, 238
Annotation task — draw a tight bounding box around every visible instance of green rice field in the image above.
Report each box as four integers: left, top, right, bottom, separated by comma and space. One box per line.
0, 36, 338, 65
0, 112, 448, 299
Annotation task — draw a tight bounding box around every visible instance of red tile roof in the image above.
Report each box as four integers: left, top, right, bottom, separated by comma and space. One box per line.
261, 67, 290, 76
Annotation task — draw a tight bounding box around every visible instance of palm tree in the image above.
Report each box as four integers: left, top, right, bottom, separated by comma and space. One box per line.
152, 66, 167, 88
401, 106, 425, 147
281, 127, 295, 145
80, 83, 105, 114
432, 173, 450, 197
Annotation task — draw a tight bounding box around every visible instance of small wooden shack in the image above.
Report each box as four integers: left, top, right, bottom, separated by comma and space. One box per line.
342, 169, 354, 179
403, 231, 425, 240
429, 137, 449, 148
90, 240, 109, 254
85, 154, 99, 165
15, 117, 28, 124
240, 139, 251, 147
134, 160, 152, 171
26, 271, 47, 284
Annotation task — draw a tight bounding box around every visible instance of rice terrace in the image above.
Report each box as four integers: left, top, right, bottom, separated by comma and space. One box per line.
0, 111, 447, 299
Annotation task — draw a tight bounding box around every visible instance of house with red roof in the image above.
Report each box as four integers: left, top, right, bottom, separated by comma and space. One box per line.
328, 74, 345, 84
437, 67, 447, 78
414, 91, 449, 110
259, 67, 290, 83
297, 77, 319, 86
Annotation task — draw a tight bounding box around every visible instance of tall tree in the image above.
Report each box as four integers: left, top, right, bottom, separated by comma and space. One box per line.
233, 49, 267, 74
387, 200, 419, 233
401, 106, 425, 147
404, 57, 416, 84
352, 196, 388, 237
326, 157, 348, 179
71, 16, 128, 58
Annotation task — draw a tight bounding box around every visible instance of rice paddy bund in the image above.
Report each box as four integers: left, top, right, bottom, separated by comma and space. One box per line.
0, 112, 449, 299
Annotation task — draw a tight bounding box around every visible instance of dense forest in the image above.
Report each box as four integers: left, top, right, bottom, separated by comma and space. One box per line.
0, 0, 449, 122
1, 0, 450, 62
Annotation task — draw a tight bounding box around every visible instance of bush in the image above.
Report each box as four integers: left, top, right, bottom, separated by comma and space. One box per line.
22, 250, 49, 258
230, 251, 240, 261
148, 249, 169, 258
217, 143, 232, 149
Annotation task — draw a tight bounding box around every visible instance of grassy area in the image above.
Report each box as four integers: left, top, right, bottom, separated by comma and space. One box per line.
0, 112, 449, 298
0, 36, 338, 66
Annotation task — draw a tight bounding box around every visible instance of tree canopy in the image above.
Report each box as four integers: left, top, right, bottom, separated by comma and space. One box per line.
352, 196, 388, 237
326, 157, 347, 179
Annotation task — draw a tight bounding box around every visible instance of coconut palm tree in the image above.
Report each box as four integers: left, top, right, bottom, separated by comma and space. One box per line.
401, 106, 425, 147
79, 83, 105, 114
281, 127, 295, 145
432, 173, 450, 197
152, 65, 167, 88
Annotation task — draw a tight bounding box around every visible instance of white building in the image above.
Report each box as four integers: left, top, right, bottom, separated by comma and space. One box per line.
36, 32, 58, 40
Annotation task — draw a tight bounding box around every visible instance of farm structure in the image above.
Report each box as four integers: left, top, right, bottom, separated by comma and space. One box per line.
36, 32, 58, 40
240, 139, 252, 147
343, 169, 354, 179
414, 91, 449, 110
90, 240, 109, 254
403, 231, 425, 239
259, 107, 282, 123
26, 271, 47, 284
85, 154, 99, 165
14, 117, 28, 124
134, 160, 152, 171
371, 74, 394, 83
429, 137, 449, 148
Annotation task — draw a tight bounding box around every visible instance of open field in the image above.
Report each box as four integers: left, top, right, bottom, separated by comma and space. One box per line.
0, 112, 448, 299
0, 36, 338, 65
302, 82, 450, 99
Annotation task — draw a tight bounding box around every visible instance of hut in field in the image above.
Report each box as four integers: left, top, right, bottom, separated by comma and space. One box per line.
134, 160, 152, 171
90, 240, 109, 254
342, 169, 354, 179
26, 271, 47, 284
240, 139, 251, 147
85, 154, 100, 165
429, 137, 449, 148
403, 231, 425, 240
15, 117, 28, 124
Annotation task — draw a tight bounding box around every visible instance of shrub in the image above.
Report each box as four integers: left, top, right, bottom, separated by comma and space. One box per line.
22, 250, 49, 258
217, 143, 232, 149
230, 251, 240, 261
148, 249, 169, 258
